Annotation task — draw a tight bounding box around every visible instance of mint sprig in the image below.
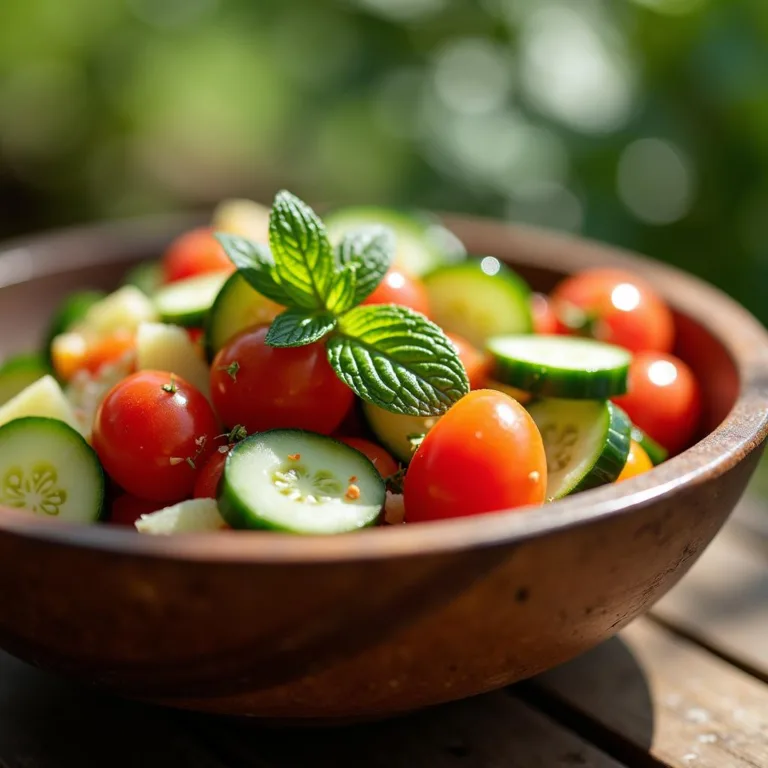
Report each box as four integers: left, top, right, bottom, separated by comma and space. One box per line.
329, 305, 469, 416
213, 234, 292, 307
265, 309, 336, 348
216, 191, 469, 416
269, 191, 335, 310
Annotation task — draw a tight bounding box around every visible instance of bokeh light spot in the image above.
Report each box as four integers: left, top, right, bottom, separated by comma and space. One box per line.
433, 38, 513, 115
480, 256, 502, 276
617, 138, 695, 225
519, 5, 636, 134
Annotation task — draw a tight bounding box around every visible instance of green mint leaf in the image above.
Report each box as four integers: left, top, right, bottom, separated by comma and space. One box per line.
214, 233, 291, 306
337, 225, 395, 305
327, 304, 469, 417
324, 262, 358, 314
265, 308, 336, 348
269, 190, 334, 310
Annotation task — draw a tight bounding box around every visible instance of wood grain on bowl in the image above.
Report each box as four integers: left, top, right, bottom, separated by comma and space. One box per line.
0, 215, 766, 720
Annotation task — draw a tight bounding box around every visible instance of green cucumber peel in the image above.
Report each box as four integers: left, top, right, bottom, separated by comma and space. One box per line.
216, 191, 468, 416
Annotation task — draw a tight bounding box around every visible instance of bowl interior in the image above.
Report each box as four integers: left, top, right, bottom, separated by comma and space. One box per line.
0, 214, 764, 565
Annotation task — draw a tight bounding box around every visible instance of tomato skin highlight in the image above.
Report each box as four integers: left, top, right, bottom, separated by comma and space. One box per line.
162, 228, 235, 283
531, 293, 559, 336
338, 437, 399, 478
613, 352, 702, 456
93, 371, 219, 503
210, 325, 354, 435
404, 390, 547, 522
110, 494, 160, 526
193, 448, 229, 499
362, 267, 431, 318
552, 268, 674, 354
616, 440, 653, 483
446, 332, 490, 390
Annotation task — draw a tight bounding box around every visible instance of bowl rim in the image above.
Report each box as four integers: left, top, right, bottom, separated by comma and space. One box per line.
0, 214, 766, 563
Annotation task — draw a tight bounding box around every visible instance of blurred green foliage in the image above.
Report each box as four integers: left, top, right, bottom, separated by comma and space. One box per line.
0, 0, 766, 323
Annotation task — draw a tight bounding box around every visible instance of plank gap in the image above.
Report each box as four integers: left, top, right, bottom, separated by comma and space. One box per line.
513, 684, 667, 768
646, 613, 768, 688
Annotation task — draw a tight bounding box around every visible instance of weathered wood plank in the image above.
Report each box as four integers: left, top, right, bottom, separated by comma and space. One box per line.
0, 650, 226, 768
651, 504, 768, 680
196, 692, 627, 768
530, 618, 768, 768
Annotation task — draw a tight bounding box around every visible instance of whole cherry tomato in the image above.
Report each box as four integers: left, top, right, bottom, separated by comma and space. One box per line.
338, 437, 399, 478
93, 371, 219, 502
404, 389, 547, 522
447, 332, 490, 390
531, 293, 559, 336
616, 440, 653, 483
613, 352, 702, 455
210, 325, 354, 434
162, 228, 235, 283
551, 268, 674, 354
110, 494, 161, 526
193, 448, 229, 499
362, 267, 431, 317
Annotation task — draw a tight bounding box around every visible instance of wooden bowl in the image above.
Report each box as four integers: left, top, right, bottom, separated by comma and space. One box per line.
0, 215, 766, 721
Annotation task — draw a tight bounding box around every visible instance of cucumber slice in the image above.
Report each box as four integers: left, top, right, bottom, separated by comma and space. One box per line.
362, 401, 439, 464
204, 272, 283, 360
0, 417, 104, 522
219, 430, 385, 534
0, 355, 50, 406
43, 290, 105, 363
325, 207, 447, 277
487, 335, 630, 399
136, 498, 227, 534
0, 376, 80, 433
77, 286, 158, 336
528, 399, 631, 500
153, 273, 228, 327
212, 198, 270, 242
136, 322, 211, 399
424, 259, 532, 348
630, 425, 668, 465
123, 261, 163, 296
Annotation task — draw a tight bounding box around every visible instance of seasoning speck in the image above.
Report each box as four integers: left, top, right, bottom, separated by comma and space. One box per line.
345, 484, 361, 501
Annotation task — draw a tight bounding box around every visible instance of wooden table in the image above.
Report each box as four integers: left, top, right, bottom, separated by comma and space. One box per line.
2, 489, 767, 767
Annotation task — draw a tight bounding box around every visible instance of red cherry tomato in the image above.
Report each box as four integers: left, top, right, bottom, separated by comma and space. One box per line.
362, 267, 431, 317
616, 440, 653, 483
93, 371, 219, 502
551, 268, 674, 354
447, 332, 490, 390
404, 390, 547, 522
613, 352, 702, 455
338, 437, 399, 478
531, 292, 558, 335
110, 494, 161, 526
162, 228, 235, 283
193, 448, 229, 499
210, 325, 354, 435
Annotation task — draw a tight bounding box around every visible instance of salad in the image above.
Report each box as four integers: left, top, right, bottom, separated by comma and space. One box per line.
0, 192, 702, 535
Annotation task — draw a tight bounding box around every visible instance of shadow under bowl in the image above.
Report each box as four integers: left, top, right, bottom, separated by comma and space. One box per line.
0, 214, 766, 720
